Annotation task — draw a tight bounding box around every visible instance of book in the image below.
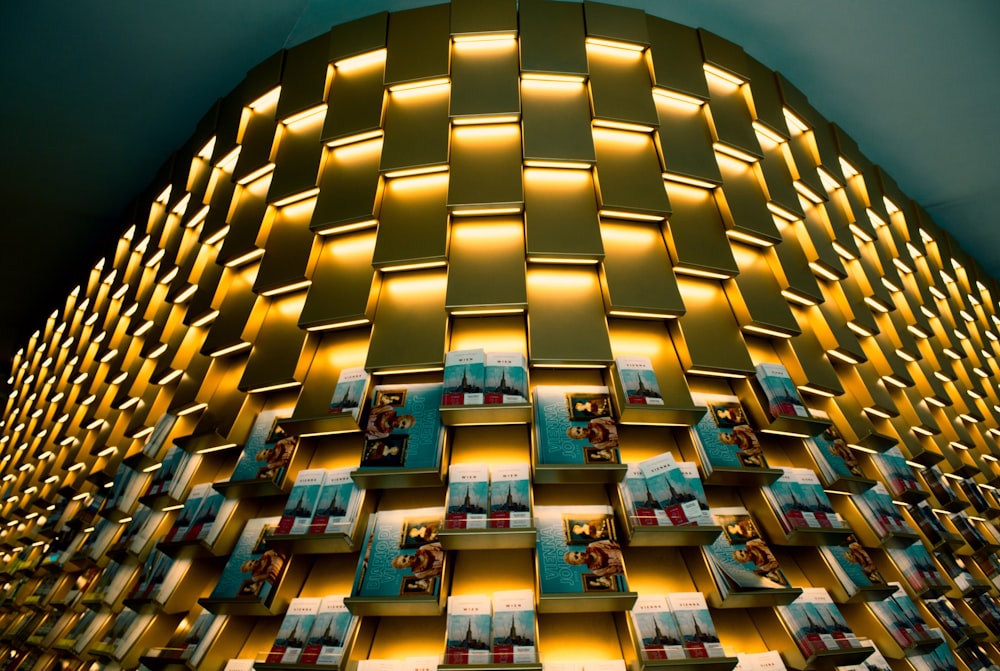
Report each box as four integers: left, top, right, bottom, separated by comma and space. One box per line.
492, 589, 536, 663
620, 463, 661, 527
535, 505, 627, 596
919, 465, 958, 507
738, 650, 786, 671
868, 446, 923, 499
935, 551, 978, 594
207, 516, 288, 608
300, 595, 356, 665
310, 467, 364, 535
488, 463, 532, 529
533, 386, 620, 466
754, 362, 809, 418
887, 544, 947, 594
268, 597, 322, 663
956, 477, 991, 513
818, 535, 886, 596
867, 592, 919, 648
328, 367, 369, 420
351, 507, 446, 600
146, 446, 182, 497
187, 489, 237, 545
763, 467, 843, 531
445, 594, 492, 664
806, 588, 859, 649
483, 352, 528, 405
702, 507, 792, 599
276, 468, 327, 535
777, 589, 835, 656
689, 393, 769, 474
614, 356, 664, 405
889, 586, 938, 643
141, 412, 178, 459
802, 412, 865, 483
361, 383, 445, 470
445, 463, 489, 529
922, 596, 969, 642
179, 612, 216, 660
629, 595, 685, 660
666, 592, 724, 658
639, 452, 708, 526
442, 349, 486, 406
908, 501, 948, 546
226, 408, 297, 487
851, 483, 915, 537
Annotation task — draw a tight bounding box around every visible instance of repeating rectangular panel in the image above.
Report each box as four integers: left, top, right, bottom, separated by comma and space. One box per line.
445, 217, 527, 314
275, 32, 331, 120
598, 220, 685, 319
586, 42, 658, 130
298, 229, 379, 331
518, 0, 588, 78
216, 174, 272, 267
523, 168, 604, 262
383, 3, 451, 88
266, 107, 326, 205
372, 173, 449, 271
714, 155, 781, 246
766, 223, 824, 307
661, 182, 738, 277
725, 243, 800, 338
447, 124, 523, 213
449, 37, 520, 121
237, 293, 312, 393
645, 16, 709, 100
252, 197, 319, 296
450, 0, 517, 36
654, 95, 721, 186
668, 276, 755, 376
199, 267, 259, 358
310, 138, 383, 235
756, 139, 804, 221
778, 326, 844, 397
521, 80, 595, 166
322, 50, 387, 145
284, 328, 372, 426
744, 57, 787, 141
525, 266, 612, 366
231, 93, 279, 186
592, 129, 670, 220
365, 270, 448, 373
379, 83, 450, 175
703, 76, 761, 161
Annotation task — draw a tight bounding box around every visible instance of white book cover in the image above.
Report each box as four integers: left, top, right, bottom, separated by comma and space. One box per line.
484, 351, 528, 404
166, 449, 202, 501
445, 594, 492, 665
666, 592, 725, 658
489, 463, 532, 528
741, 650, 787, 671
222, 661, 255, 671
403, 658, 440, 671
754, 362, 809, 418
492, 589, 536, 663
277, 468, 327, 536
328, 366, 369, 420
311, 467, 363, 535
189, 614, 229, 668
615, 355, 664, 405
629, 594, 685, 661
269, 597, 322, 664
443, 348, 486, 406
445, 463, 490, 529
583, 661, 627, 671
358, 661, 404, 671
302, 595, 356, 665
141, 412, 178, 459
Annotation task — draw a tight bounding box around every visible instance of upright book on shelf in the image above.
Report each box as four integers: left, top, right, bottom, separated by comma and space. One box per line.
665, 592, 725, 658
689, 393, 771, 477
276, 468, 327, 536
628, 595, 685, 660
361, 383, 445, 470
488, 463, 532, 528
614, 356, 664, 405
753, 362, 809, 418
268, 597, 322, 663
350, 507, 446, 602
225, 408, 297, 489
442, 349, 486, 406
483, 352, 528, 405
535, 505, 628, 597
300, 595, 357, 665
533, 386, 620, 466
444, 594, 493, 664
310, 467, 364, 536
802, 412, 867, 484
762, 467, 844, 531
328, 367, 370, 420
818, 535, 887, 597
869, 446, 925, 500
492, 589, 536, 663
639, 452, 710, 526
702, 507, 793, 599
445, 463, 489, 529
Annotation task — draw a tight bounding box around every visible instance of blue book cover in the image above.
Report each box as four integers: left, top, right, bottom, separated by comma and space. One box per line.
328, 367, 369, 420
361, 383, 444, 470
301, 596, 355, 665
276, 468, 326, 535
445, 594, 492, 664
535, 505, 626, 595
208, 516, 287, 607
310, 467, 363, 535
492, 589, 536, 663
703, 507, 791, 597
615, 356, 664, 405
484, 352, 528, 404
869, 446, 923, 499
443, 349, 486, 405
689, 393, 768, 473
533, 386, 620, 466
804, 415, 865, 482
351, 507, 445, 599
629, 595, 685, 660
819, 535, 886, 594
228, 408, 297, 486
488, 463, 532, 528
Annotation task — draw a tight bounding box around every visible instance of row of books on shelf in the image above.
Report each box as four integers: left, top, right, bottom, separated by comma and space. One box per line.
276, 467, 364, 536
776, 587, 864, 657
442, 349, 529, 406
267, 595, 357, 665
866, 583, 943, 649
628, 592, 725, 660
619, 452, 711, 528
444, 463, 531, 529
443, 592, 536, 664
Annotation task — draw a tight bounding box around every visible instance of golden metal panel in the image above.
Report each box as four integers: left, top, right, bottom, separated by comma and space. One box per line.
447, 124, 523, 212
725, 243, 799, 338
450, 0, 516, 36
779, 327, 844, 397
328, 12, 388, 62
592, 129, 670, 219
654, 96, 721, 185
365, 270, 448, 373
449, 37, 519, 121
714, 155, 781, 245
379, 83, 450, 175
586, 45, 658, 130
216, 174, 271, 267
669, 276, 755, 376
645, 16, 709, 100
841, 360, 899, 419
802, 301, 866, 365
383, 3, 451, 88
275, 33, 330, 120
321, 52, 386, 144
525, 266, 612, 366
445, 217, 527, 313
859, 330, 914, 389
744, 56, 787, 140
253, 197, 319, 295
767, 222, 823, 306
784, 131, 827, 202
697, 29, 750, 81
518, 0, 588, 78
237, 293, 313, 392
662, 182, 737, 277
523, 168, 604, 262
183, 258, 224, 327
757, 141, 803, 219
267, 108, 325, 205
521, 79, 595, 165
704, 78, 762, 160
285, 328, 371, 425
599, 220, 684, 318
583, 1, 649, 45
299, 230, 379, 331
310, 139, 383, 234
199, 267, 259, 357
200, 164, 238, 244
232, 106, 278, 186
372, 173, 449, 270
821, 190, 860, 259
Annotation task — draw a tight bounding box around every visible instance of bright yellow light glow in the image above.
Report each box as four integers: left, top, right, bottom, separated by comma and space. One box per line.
272, 188, 319, 208
766, 202, 800, 222
827, 349, 863, 365
799, 385, 836, 398
451, 206, 523, 217
808, 262, 840, 282
172, 192, 191, 216
782, 108, 809, 133
380, 260, 448, 273
248, 86, 281, 111
451, 114, 521, 126
236, 163, 276, 185
525, 256, 599, 265
176, 402, 208, 417
943, 348, 963, 360
190, 310, 220, 328
260, 280, 312, 297
743, 325, 793, 339
863, 406, 893, 419
248, 381, 302, 394
586, 37, 646, 53
215, 146, 241, 172
335, 48, 387, 73
652, 88, 704, 107
523, 160, 592, 171
793, 181, 824, 204
713, 143, 758, 164
520, 72, 586, 84
450, 308, 526, 317
866, 208, 887, 228
209, 342, 252, 358
848, 223, 873, 243
882, 375, 909, 389
906, 242, 923, 258
781, 290, 818, 307
593, 118, 655, 133
132, 426, 154, 439
452, 33, 517, 45
688, 368, 747, 379
599, 209, 664, 223
863, 297, 890, 313
372, 366, 445, 375
316, 219, 378, 236
846, 321, 874, 337
673, 266, 731, 280
663, 173, 717, 189
383, 164, 448, 179
726, 230, 775, 248
283, 104, 327, 128
817, 168, 841, 192
160, 266, 179, 284
893, 258, 912, 274
173, 284, 198, 304
388, 78, 450, 95
224, 248, 265, 268
156, 369, 183, 385
607, 310, 675, 320
703, 63, 744, 86
839, 157, 859, 178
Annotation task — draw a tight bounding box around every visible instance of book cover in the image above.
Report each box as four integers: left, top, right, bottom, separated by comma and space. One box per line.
909, 501, 947, 546
533, 386, 620, 466
920, 466, 958, 507
818, 535, 886, 595
276, 468, 327, 535
869, 446, 923, 499
488, 463, 531, 529
677, 462, 712, 525
777, 591, 830, 656
207, 516, 287, 608
445, 594, 492, 664
640, 452, 702, 526
753, 362, 809, 418
300, 595, 356, 665
141, 412, 178, 459
185, 489, 229, 543
620, 463, 661, 527
226, 408, 297, 487
806, 588, 858, 649
802, 414, 864, 483
935, 551, 977, 593
629, 595, 685, 660
867, 594, 917, 648
703, 507, 791, 598
666, 592, 724, 658
535, 505, 627, 596
615, 356, 664, 405
180, 612, 216, 660
361, 383, 445, 470
445, 463, 489, 529
310, 467, 363, 535
147, 446, 182, 497
689, 393, 768, 474
852, 483, 915, 537
950, 512, 990, 552
328, 367, 369, 420
957, 477, 991, 513
351, 507, 446, 600
765, 468, 842, 531
483, 351, 528, 405
922, 596, 969, 642
492, 589, 536, 663
166, 449, 201, 501
890, 586, 937, 643
442, 349, 486, 406
268, 597, 321, 664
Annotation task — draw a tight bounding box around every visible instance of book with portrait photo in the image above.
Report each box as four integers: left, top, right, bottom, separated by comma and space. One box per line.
803, 412, 866, 485
689, 393, 769, 477
702, 507, 791, 599
350, 507, 446, 600
533, 386, 620, 466
206, 517, 287, 608
360, 383, 445, 471
484, 352, 528, 405
818, 535, 886, 597
300, 595, 356, 665
328, 367, 369, 420
226, 408, 297, 487
535, 505, 627, 596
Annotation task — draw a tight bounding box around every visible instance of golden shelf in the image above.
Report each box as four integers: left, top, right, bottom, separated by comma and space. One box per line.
438, 402, 534, 427
436, 525, 538, 551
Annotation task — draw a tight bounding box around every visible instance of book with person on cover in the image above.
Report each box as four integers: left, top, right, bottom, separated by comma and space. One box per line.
666, 592, 724, 658
753, 362, 809, 418
614, 356, 664, 405
361, 383, 445, 470
703, 507, 791, 598
268, 597, 321, 663
818, 535, 886, 595
442, 349, 486, 406
483, 352, 528, 405
629, 595, 685, 660
207, 517, 287, 608
689, 393, 769, 474
310, 467, 363, 535
276, 468, 326, 536
300, 595, 356, 665
488, 463, 532, 529
328, 367, 369, 420
535, 505, 627, 596
226, 408, 297, 487
445, 594, 492, 664
492, 589, 536, 663
445, 463, 489, 529
803, 413, 865, 484
533, 386, 620, 466
351, 507, 446, 600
